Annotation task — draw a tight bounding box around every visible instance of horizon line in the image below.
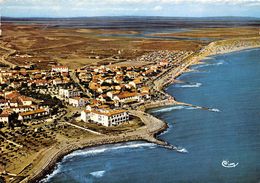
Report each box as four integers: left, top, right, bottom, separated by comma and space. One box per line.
2, 15, 260, 19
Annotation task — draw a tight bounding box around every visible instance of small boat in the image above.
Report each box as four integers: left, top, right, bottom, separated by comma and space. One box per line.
222, 160, 239, 168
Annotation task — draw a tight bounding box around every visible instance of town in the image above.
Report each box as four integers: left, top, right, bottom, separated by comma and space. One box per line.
0, 50, 194, 178
0, 50, 192, 127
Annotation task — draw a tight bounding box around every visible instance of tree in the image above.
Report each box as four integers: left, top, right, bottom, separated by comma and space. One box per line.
0, 122, 4, 129
8, 113, 20, 129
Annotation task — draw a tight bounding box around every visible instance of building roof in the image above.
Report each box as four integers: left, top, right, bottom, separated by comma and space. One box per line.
92, 109, 127, 117
19, 96, 34, 102
0, 113, 10, 117
52, 65, 68, 69
19, 108, 47, 117
5, 91, 20, 99
83, 110, 91, 113
0, 110, 12, 117
116, 92, 138, 99
70, 97, 82, 101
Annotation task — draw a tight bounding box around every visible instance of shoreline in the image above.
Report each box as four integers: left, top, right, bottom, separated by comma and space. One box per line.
22, 109, 169, 183
14, 37, 260, 183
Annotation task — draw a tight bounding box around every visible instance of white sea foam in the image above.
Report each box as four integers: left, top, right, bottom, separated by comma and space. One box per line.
192, 60, 225, 69
192, 64, 210, 69
65, 148, 107, 159
40, 164, 62, 182
90, 170, 106, 178
152, 105, 199, 113
176, 82, 202, 88
185, 106, 197, 110
64, 142, 155, 159
42, 142, 155, 182
110, 142, 156, 151
152, 106, 185, 113
176, 147, 188, 153
215, 61, 225, 66
158, 123, 173, 136
209, 108, 221, 112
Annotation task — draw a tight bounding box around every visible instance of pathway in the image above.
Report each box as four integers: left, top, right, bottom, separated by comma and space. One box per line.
64, 122, 102, 135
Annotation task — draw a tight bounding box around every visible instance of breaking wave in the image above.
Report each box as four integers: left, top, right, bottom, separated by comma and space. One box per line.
175, 82, 202, 88
151, 105, 198, 113
40, 164, 62, 183
41, 142, 155, 182
151, 106, 185, 113
158, 123, 173, 136
176, 147, 188, 153
192, 60, 225, 69
209, 108, 221, 112
151, 105, 221, 113
64, 142, 156, 159
90, 170, 106, 178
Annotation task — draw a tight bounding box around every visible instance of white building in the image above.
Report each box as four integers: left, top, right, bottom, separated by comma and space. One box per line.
53, 78, 63, 85
19, 96, 33, 106
68, 97, 88, 107
11, 105, 36, 113
52, 66, 69, 73
59, 88, 82, 98
81, 109, 129, 127
18, 108, 49, 121
0, 111, 11, 124
113, 92, 140, 104
0, 99, 9, 108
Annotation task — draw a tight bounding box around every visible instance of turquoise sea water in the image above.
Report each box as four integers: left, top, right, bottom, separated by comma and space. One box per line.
43, 49, 260, 183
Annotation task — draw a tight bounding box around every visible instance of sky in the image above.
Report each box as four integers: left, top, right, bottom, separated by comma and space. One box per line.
0, 0, 260, 18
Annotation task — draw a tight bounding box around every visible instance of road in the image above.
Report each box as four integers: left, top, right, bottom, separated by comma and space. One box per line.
153, 52, 200, 91
0, 43, 17, 68
64, 122, 102, 135
69, 71, 92, 97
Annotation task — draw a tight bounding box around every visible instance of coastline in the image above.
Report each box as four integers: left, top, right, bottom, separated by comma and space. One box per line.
16, 37, 260, 183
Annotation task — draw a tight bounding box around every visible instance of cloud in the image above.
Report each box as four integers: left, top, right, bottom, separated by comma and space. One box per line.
2, 0, 260, 6
153, 5, 163, 11
1, 0, 260, 17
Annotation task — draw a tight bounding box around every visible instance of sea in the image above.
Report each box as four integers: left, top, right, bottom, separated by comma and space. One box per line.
42, 48, 260, 183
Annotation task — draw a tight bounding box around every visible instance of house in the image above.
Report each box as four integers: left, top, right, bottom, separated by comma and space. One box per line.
107, 91, 120, 99
53, 78, 63, 85
113, 92, 140, 104
0, 110, 11, 124
36, 79, 49, 87
18, 108, 49, 121
140, 86, 150, 94
81, 109, 129, 126
10, 81, 22, 89
0, 99, 9, 108
159, 60, 169, 67
9, 99, 19, 107
19, 96, 33, 106
5, 91, 20, 100
59, 88, 82, 98
52, 65, 69, 73
68, 97, 88, 107
96, 94, 107, 103
80, 110, 90, 122
11, 105, 37, 113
